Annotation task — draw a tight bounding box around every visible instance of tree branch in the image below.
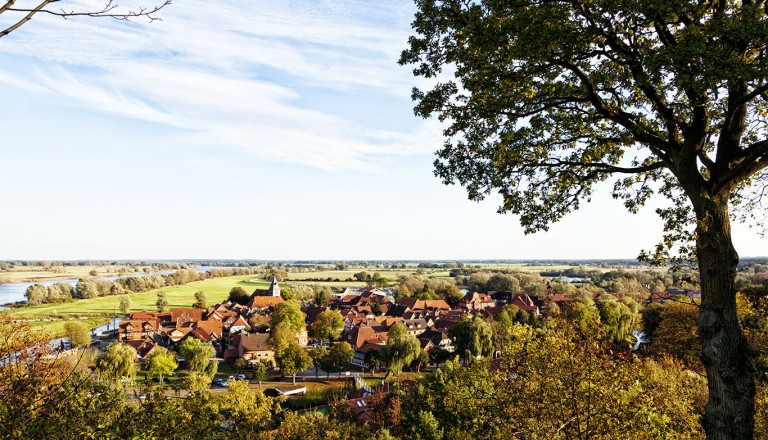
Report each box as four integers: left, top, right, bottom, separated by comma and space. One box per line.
716, 139, 768, 192
735, 83, 768, 107
714, 83, 749, 170
575, 1, 687, 142
698, 150, 716, 169
1, 0, 170, 38
529, 160, 663, 174
554, 58, 672, 162
0, 0, 52, 37
0, 0, 18, 15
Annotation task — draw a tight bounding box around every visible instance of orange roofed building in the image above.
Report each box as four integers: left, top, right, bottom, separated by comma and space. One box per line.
247, 277, 285, 310
239, 332, 275, 365
118, 319, 160, 342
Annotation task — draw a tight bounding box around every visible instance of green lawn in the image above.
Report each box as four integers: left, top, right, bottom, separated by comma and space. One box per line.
7, 275, 270, 318
279, 378, 356, 410
136, 369, 183, 388
27, 317, 110, 338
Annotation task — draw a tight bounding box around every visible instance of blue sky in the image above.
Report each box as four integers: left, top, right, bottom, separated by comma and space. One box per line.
0, 0, 765, 260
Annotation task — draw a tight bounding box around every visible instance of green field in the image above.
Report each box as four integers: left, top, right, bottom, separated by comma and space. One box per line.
284, 269, 439, 281
7, 275, 270, 319
26, 317, 110, 338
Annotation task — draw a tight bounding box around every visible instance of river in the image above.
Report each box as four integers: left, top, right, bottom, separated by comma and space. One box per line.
0, 266, 228, 307
545, 275, 589, 283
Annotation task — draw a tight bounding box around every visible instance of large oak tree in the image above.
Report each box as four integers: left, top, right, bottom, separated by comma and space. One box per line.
400, 1, 768, 438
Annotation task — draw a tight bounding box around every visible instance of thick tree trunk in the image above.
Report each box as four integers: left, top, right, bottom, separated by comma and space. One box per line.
695, 198, 755, 440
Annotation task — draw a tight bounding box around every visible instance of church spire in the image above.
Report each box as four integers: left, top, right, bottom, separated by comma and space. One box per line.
268, 276, 281, 297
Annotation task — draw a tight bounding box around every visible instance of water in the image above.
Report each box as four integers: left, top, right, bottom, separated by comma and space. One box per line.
92, 317, 124, 334
0, 265, 230, 306
632, 330, 647, 351
545, 275, 588, 283
0, 278, 80, 306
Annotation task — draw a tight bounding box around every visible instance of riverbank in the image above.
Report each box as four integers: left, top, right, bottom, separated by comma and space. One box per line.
0, 265, 166, 284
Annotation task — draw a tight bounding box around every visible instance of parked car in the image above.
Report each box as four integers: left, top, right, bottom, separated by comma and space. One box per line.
236, 374, 247, 381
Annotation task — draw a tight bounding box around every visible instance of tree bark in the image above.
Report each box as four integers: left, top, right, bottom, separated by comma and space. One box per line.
694, 197, 755, 440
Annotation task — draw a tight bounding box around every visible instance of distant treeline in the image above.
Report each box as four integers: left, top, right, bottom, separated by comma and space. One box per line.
448, 264, 768, 299
1, 261, 196, 269
23, 267, 261, 306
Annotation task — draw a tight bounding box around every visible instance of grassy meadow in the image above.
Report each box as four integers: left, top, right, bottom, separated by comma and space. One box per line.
26, 316, 111, 338
6, 275, 270, 321
283, 269, 450, 281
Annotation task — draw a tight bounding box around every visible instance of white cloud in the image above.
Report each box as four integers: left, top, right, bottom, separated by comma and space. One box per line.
0, 0, 430, 172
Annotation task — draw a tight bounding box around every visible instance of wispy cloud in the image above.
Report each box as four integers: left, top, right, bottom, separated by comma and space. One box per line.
0, 0, 436, 172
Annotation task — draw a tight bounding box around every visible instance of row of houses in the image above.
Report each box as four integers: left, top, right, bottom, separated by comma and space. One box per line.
117, 278, 290, 362
117, 279, 679, 373
645, 289, 701, 305
306, 286, 546, 370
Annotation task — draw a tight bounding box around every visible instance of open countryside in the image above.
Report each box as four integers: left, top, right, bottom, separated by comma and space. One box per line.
2, 0, 768, 439
3, 258, 767, 439
5, 262, 617, 335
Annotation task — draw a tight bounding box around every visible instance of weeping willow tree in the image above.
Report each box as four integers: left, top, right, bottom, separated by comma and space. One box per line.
449, 316, 495, 362
595, 294, 639, 346
385, 323, 422, 376
401, 1, 768, 438
95, 342, 137, 383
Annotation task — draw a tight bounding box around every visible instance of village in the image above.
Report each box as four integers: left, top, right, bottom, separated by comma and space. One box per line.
2, 260, 762, 439
105, 271, 709, 418
109, 276, 557, 410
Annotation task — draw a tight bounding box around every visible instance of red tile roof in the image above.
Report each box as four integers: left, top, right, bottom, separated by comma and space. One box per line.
247, 296, 284, 309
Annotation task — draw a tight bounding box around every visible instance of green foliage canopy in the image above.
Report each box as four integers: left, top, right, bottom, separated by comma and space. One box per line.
310, 309, 344, 343
178, 338, 215, 373
385, 323, 422, 375
96, 342, 137, 383
275, 341, 312, 385
448, 316, 494, 362
228, 286, 249, 306
145, 346, 178, 385
401, 2, 768, 435
271, 300, 306, 333
193, 290, 207, 309
64, 321, 91, 348
119, 295, 132, 315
